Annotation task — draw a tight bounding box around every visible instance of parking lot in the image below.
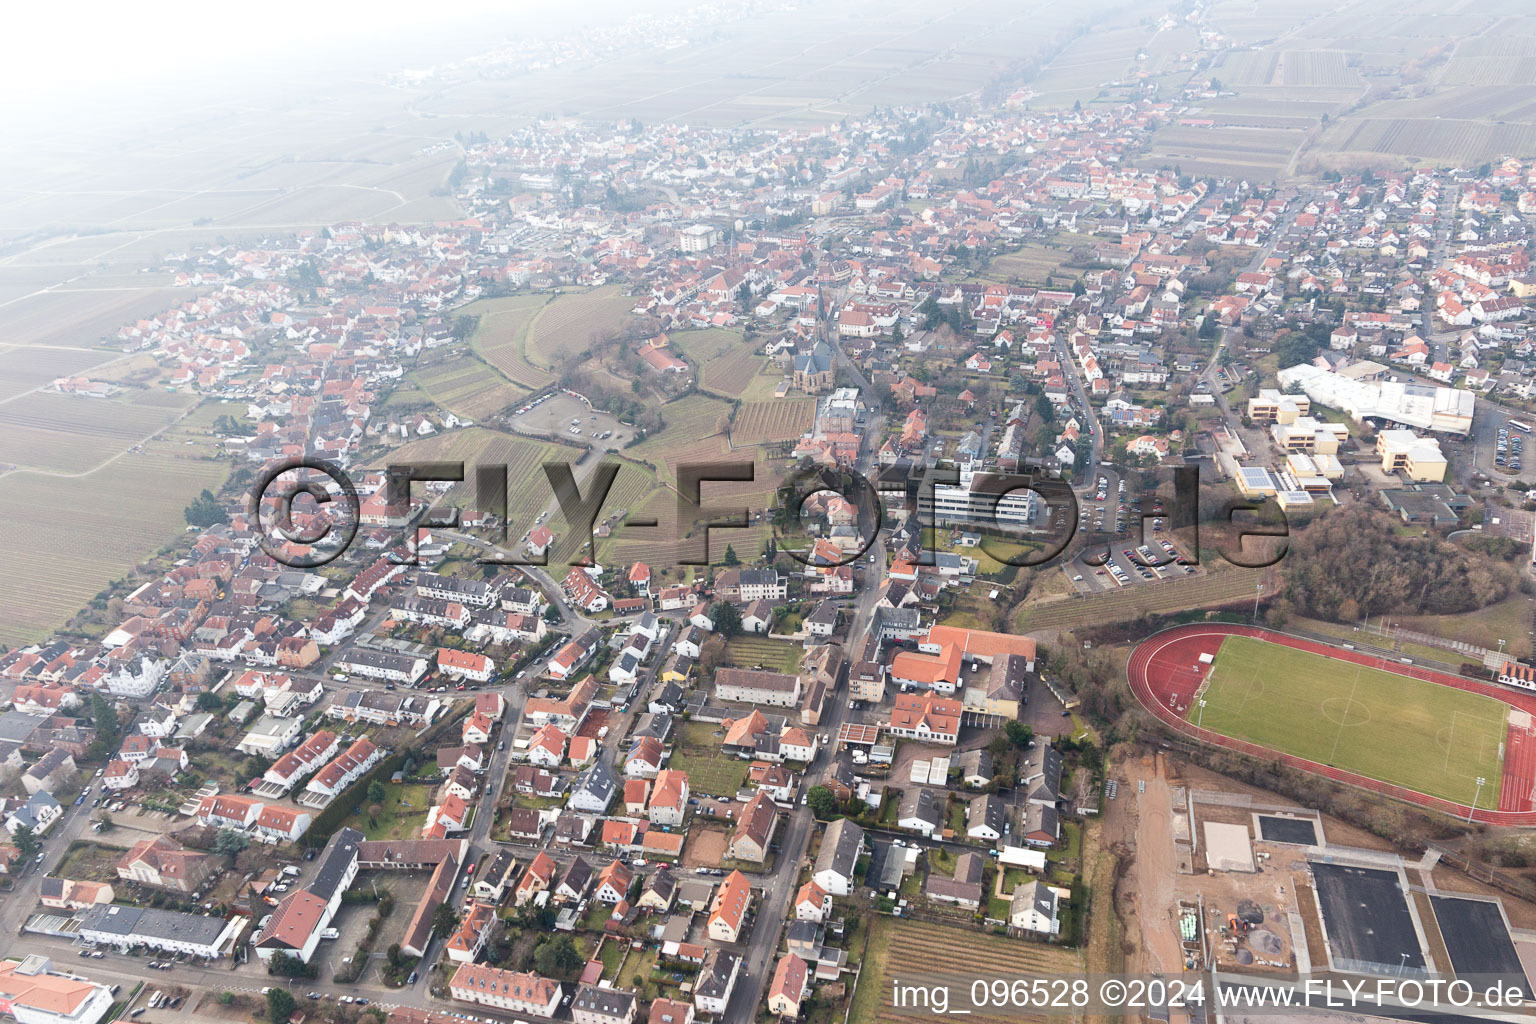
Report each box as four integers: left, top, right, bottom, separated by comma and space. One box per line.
1493, 421, 1526, 476
1067, 477, 1200, 593
508, 392, 633, 450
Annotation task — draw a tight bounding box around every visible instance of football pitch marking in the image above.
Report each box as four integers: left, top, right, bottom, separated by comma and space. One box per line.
1195, 633, 1506, 806
1323, 667, 1363, 768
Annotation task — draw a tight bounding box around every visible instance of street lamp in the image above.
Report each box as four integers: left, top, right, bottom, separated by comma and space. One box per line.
1253, 582, 1264, 623
1197, 698, 1208, 730
1469, 776, 1487, 823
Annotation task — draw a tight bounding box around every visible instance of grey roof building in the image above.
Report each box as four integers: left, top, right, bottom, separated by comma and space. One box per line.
1022, 746, 1062, 806
812, 817, 864, 895
80, 904, 240, 957
571, 983, 636, 1024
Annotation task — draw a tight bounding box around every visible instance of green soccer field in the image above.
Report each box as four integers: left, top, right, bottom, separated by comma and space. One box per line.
1195, 636, 1507, 806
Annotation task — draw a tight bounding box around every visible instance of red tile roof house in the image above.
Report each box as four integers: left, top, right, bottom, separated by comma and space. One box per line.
623, 779, 651, 816
625, 736, 665, 779
474, 692, 506, 720
439, 648, 495, 684
102, 759, 139, 791
795, 880, 830, 921
303, 737, 383, 806
259, 729, 341, 795
594, 859, 634, 904
562, 568, 611, 613
648, 769, 689, 827
768, 953, 810, 1017
547, 631, 602, 680
424, 793, 471, 837
647, 998, 694, 1024
527, 526, 555, 557
462, 710, 495, 745
515, 851, 557, 906
254, 805, 312, 844
727, 791, 778, 863
448, 964, 562, 1017
445, 901, 500, 963
707, 870, 752, 942
196, 794, 263, 829
527, 724, 568, 768
115, 835, 213, 893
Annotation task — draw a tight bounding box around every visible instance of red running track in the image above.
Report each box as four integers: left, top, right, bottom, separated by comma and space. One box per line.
1127, 623, 1536, 825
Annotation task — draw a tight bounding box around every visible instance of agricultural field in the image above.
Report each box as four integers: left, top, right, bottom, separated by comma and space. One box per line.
0, 286, 196, 349
672, 721, 751, 796
630, 394, 738, 487
382, 427, 574, 556
1198, 3, 1536, 172
1279, 51, 1362, 88
1439, 33, 1536, 86
1143, 124, 1304, 181
596, 484, 677, 567
724, 636, 803, 673
1205, 0, 1340, 45
138, 398, 252, 457
0, 446, 231, 647
669, 328, 743, 364
1314, 117, 1536, 166
0, 390, 197, 474
1027, 25, 1150, 106
400, 0, 1136, 127
524, 286, 636, 369
669, 751, 749, 797
0, 345, 124, 402
1196, 635, 1506, 805
850, 916, 1083, 1024
673, 329, 779, 400
731, 400, 814, 445
410, 352, 528, 421
986, 239, 1078, 285
465, 293, 557, 390
623, 393, 782, 561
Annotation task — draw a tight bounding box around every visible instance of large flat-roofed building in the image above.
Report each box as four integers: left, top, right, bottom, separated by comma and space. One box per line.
1380, 486, 1465, 527
79, 905, 244, 959
1236, 466, 1279, 499
677, 224, 718, 252
1247, 388, 1309, 424
0, 957, 113, 1024
1286, 451, 1344, 482
1376, 429, 1447, 482
816, 388, 862, 435
1270, 416, 1348, 455
918, 470, 1039, 530
1277, 362, 1475, 435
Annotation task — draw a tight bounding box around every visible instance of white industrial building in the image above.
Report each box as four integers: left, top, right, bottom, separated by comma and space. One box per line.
1276, 363, 1474, 434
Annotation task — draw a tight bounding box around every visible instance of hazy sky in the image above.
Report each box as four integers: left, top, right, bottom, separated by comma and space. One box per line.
4, 0, 534, 107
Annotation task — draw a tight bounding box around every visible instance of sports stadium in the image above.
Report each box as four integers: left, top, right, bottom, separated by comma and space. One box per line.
1127, 624, 1536, 824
